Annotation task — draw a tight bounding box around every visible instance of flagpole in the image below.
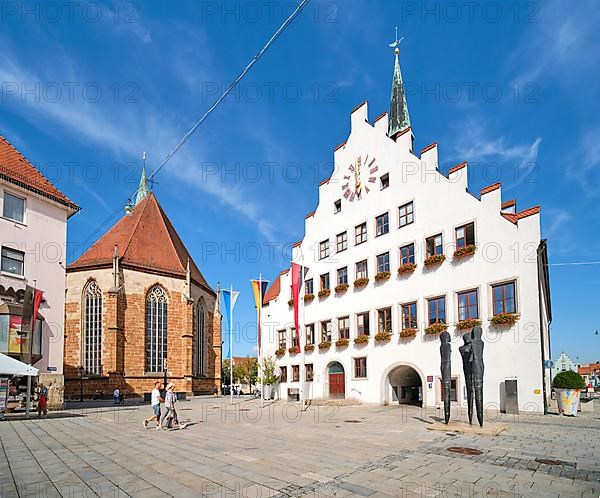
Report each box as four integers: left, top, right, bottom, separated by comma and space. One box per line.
229, 285, 234, 405
259, 273, 264, 409
299, 259, 306, 411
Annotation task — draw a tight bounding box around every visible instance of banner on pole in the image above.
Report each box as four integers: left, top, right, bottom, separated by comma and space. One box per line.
222, 288, 239, 360
250, 279, 269, 355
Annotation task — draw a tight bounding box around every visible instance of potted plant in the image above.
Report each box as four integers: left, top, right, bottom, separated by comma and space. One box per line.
455, 319, 482, 331
454, 244, 477, 258
490, 313, 519, 326
303, 293, 315, 303
275, 347, 285, 356
288, 346, 299, 355
354, 334, 369, 345
318, 289, 331, 299
553, 371, 586, 416
374, 271, 391, 282
424, 254, 446, 267
335, 283, 349, 293
335, 338, 349, 347
424, 322, 448, 335
354, 277, 369, 288
400, 328, 417, 338
304, 344, 315, 352
260, 356, 278, 400
375, 331, 392, 342
398, 263, 417, 275
318, 340, 331, 350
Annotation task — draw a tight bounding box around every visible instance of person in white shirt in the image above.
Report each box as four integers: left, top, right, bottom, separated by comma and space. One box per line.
143, 382, 164, 430
113, 388, 120, 404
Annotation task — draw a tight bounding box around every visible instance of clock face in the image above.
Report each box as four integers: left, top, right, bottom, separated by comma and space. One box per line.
341, 154, 378, 202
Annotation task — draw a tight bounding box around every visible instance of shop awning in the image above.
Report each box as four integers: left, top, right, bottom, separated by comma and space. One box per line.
0, 353, 38, 376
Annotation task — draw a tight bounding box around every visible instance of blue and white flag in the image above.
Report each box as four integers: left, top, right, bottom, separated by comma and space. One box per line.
222, 288, 239, 360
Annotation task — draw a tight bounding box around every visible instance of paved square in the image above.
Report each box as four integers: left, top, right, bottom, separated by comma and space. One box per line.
0, 398, 598, 497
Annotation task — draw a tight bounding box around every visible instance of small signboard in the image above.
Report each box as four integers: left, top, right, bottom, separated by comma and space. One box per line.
47, 366, 57, 372
544, 360, 553, 369
427, 375, 433, 382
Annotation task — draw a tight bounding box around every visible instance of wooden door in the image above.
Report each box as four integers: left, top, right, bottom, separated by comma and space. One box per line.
329, 372, 345, 398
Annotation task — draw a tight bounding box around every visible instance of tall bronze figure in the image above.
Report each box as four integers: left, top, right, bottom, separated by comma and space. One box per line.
440, 331, 452, 424
471, 326, 485, 427
459, 334, 474, 424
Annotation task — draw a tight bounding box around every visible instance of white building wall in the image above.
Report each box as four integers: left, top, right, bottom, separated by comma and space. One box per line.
262, 101, 549, 413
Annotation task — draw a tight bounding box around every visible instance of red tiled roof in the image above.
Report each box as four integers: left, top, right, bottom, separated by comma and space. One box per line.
263, 274, 281, 304
449, 161, 467, 175
421, 143, 437, 154
480, 182, 501, 195
579, 363, 600, 376
351, 99, 368, 113
68, 192, 213, 294
305, 211, 315, 219
334, 140, 347, 152
0, 135, 79, 215
501, 206, 541, 225
502, 199, 516, 209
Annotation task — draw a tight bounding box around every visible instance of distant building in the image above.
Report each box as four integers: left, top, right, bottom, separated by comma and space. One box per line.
578, 363, 600, 389
551, 352, 580, 379
0, 135, 79, 408
63, 172, 221, 399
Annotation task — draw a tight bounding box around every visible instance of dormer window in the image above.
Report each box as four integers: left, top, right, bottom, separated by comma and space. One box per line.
334, 199, 341, 214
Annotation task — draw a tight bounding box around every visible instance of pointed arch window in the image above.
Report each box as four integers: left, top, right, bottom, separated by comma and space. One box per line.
146, 286, 168, 373
83, 280, 102, 375
197, 303, 206, 376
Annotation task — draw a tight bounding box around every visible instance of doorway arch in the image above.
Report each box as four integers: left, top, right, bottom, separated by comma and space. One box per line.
327, 361, 345, 399
382, 363, 425, 407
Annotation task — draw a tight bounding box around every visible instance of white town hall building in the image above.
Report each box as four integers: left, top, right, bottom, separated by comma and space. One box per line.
261, 48, 552, 413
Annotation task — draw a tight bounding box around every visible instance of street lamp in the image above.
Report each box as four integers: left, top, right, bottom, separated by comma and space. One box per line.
77, 365, 84, 402
163, 358, 168, 396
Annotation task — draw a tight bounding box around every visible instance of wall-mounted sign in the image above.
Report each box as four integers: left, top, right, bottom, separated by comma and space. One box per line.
427, 375, 433, 383
428, 383, 433, 389
47, 366, 57, 372
533, 389, 541, 394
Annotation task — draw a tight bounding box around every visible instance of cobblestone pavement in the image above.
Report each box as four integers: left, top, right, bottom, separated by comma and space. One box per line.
0, 397, 598, 497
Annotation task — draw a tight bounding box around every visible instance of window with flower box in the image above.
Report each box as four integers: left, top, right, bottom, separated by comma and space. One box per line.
356, 260, 368, 280
355, 222, 367, 245
428, 296, 446, 325
278, 329, 287, 349
377, 307, 392, 333
305, 363, 313, 381
398, 201, 414, 227
455, 222, 475, 249
375, 212, 389, 237
337, 231, 347, 252
458, 289, 479, 320
354, 357, 367, 378
291, 329, 298, 348
337, 267, 348, 285
305, 324, 315, 345
292, 365, 300, 382
320, 273, 330, 291
319, 240, 329, 260
280, 366, 287, 383
321, 321, 332, 342
338, 316, 350, 339
376, 252, 390, 273
402, 302, 418, 329
492, 281, 517, 315
426, 234, 444, 257
305, 278, 313, 296
400, 243, 415, 265
357, 312, 370, 336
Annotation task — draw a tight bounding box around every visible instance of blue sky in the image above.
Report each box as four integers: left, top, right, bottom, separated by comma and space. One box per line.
1, 0, 599, 362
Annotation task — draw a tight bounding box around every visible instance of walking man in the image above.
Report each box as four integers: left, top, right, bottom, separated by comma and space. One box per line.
143, 382, 163, 430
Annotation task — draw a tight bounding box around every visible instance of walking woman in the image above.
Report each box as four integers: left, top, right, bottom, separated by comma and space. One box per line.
159, 383, 186, 430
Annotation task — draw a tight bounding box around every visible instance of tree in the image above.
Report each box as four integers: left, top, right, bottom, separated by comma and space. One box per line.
260, 356, 278, 385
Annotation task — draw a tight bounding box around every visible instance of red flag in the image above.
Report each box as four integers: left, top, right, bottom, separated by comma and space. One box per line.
291, 263, 302, 352
33, 289, 43, 324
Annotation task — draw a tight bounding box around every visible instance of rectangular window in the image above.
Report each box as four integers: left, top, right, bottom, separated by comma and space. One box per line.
354, 357, 367, 378
426, 233, 443, 257
337, 267, 348, 285
1, 247, 24, 276
357, 312, 370, 336
356, 260, 368, 280
376, 252, 390, 273
378, 307, 392, 333
291, 329, 298, 348
306, 364, 314, 381
319, 240, 329, 260
375, 212, 389, 237
305, 279, 313, 295
428, 296, 446, 325
336, 231, 347, 252
355, 222, 367, 245
334, 199, 341, 214
380, 173, 389, 190
292, 365, 300, 382
492, 281, 517, 315
280, 366, 287, 383
3, 192, 25, 223
401, 302, 418, 329
398, 201, 414, 227
400, 243, 415, 265
321, 321, 332, 342
320, 273, 330, 291
458, 289, 479, 321
456, 222, 475, 249
338, 316, 350, 339
305, 324, 315, 345
278, 329, 286, 349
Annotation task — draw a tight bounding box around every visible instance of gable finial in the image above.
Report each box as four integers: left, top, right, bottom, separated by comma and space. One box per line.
388, 26, 403, 55
387, 28, 411, 138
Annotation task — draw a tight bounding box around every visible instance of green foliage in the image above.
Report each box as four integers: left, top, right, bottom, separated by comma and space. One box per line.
552, 370, 586, 390
260, 356, 279, 385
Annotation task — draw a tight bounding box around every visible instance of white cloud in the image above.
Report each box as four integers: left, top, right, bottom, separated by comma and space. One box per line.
567, 128, 600, 198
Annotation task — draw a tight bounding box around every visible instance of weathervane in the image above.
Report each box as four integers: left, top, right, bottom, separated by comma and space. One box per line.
388, 26, 403, 55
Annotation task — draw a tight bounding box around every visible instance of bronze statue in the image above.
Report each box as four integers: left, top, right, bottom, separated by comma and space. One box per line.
459, 334, 474, 424
471, 326, 485, 427
440, 331, 452, 424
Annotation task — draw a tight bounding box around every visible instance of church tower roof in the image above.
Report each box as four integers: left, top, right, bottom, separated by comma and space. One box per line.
68, 192, 214, 295
135, 166, 150, 205
387, 46, 411, 137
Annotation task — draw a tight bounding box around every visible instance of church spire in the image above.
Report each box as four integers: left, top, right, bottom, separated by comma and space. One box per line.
387, 29, 411, 137
135, 152, 150, 206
